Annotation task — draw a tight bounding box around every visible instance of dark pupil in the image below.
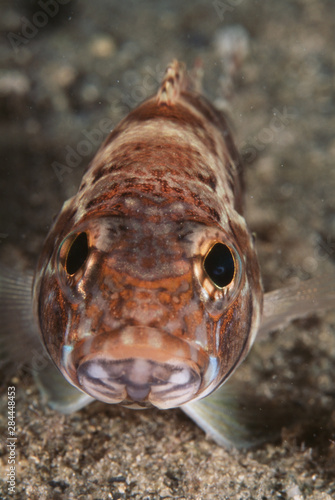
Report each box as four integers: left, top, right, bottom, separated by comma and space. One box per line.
65, 232, 89, 275
204, 243, 235, 288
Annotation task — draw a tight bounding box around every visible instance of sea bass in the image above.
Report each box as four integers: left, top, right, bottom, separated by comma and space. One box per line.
1, 60, 334, 448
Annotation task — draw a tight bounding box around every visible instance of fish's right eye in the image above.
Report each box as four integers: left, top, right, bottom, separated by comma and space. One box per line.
194, 236, 243, 315
65, 232, 89, 275
203, 243, 235, 288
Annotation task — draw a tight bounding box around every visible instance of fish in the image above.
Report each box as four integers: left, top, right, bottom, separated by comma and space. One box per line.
1, 60, 334, 449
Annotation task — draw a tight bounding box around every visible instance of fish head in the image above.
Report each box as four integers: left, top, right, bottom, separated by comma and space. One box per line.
35, 208, 262, 410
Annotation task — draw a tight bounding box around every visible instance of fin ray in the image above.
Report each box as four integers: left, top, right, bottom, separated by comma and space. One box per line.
157, 60, 187, 106
0, 265, 43, 380
182, 377, 295, 449
33, 359, 94, 413
259, 270, 335, 338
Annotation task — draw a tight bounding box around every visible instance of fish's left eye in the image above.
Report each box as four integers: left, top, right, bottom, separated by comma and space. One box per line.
203, 243, 235, 288
65, 232, 89, 275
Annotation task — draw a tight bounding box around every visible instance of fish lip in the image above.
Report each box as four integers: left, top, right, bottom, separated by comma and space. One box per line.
60, 326, 211, 408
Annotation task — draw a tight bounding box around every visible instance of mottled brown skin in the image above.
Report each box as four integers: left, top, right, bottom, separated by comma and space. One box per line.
33, 61, 262, 408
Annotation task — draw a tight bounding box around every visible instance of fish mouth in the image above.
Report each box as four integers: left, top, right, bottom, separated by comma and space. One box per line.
61, 327, 210, 409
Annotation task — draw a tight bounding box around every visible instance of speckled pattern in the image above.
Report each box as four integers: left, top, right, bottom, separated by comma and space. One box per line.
0, 1, 335, 499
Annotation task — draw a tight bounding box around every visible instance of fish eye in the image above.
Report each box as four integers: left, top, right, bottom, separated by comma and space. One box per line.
203, 242, 235, 288
65, 232, 89, 275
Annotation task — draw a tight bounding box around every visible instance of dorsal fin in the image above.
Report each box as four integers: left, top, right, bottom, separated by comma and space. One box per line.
156, 60, 187, 106
157, 59, 204, 106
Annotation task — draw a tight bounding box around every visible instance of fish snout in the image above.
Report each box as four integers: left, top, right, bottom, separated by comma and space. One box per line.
61, 327, 210, 409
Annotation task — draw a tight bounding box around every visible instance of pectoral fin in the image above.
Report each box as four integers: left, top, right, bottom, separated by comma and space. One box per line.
259, 272, 335, 339
0, 265, 43, 381
33, 359, 94, 414
182, 378, 296, 449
